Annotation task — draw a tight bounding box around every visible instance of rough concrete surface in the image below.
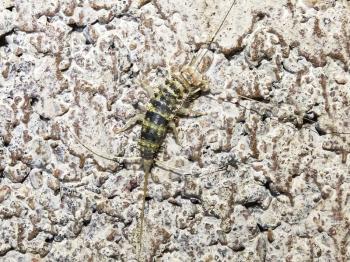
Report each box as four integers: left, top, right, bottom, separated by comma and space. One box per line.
0, 0, 350, 261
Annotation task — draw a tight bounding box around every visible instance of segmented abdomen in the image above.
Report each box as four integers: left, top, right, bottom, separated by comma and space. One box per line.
139, 79, 181, 161
140, 108, 168, 160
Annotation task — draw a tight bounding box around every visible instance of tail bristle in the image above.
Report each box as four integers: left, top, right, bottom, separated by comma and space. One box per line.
137, 170, 150, 261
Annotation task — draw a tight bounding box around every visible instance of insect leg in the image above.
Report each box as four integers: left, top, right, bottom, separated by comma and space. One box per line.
154, 161, 228, 177
177, 107, 206, 118
168, 120, 180, 145
115, 113, 144, 134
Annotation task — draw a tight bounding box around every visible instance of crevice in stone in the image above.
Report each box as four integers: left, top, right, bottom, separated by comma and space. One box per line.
0, 29, 15, 47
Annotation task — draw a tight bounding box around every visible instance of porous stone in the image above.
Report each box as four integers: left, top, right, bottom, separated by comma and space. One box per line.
0, 0, 349, 261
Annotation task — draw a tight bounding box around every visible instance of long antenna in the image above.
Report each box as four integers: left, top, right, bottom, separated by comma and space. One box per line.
206, 94, 350, 136
190, 0, 237, 69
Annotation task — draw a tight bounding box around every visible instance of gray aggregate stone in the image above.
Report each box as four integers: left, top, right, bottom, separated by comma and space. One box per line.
0, 0, 349, 261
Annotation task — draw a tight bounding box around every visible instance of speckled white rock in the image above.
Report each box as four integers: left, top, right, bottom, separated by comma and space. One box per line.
0, 0, 349, 261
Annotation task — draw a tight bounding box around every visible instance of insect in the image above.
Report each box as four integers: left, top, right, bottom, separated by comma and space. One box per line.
122, 65, 211, 259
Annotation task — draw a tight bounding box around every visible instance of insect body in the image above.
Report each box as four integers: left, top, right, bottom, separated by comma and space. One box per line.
120, 64, 209, 259
139, 66, 208, 174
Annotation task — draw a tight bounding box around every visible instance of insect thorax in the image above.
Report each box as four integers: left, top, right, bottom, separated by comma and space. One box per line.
167, 66, 209, 110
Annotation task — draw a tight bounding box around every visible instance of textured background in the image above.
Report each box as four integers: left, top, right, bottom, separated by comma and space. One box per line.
0, 0, 349, 261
